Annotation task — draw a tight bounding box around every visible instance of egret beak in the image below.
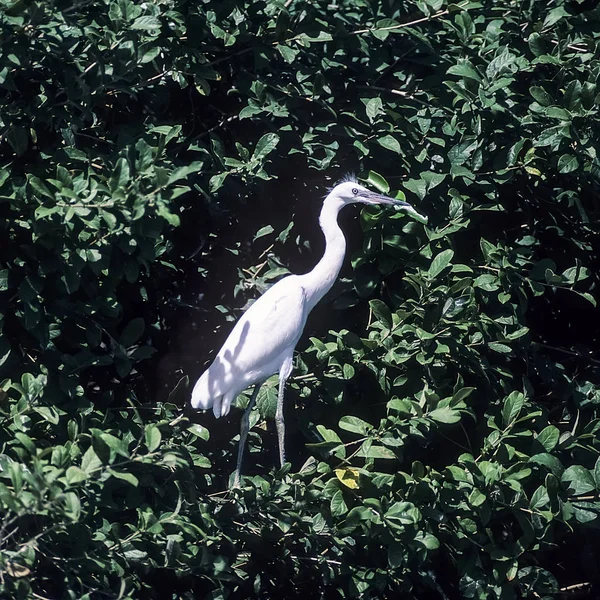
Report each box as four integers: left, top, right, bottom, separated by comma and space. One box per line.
359, 190, 428, 224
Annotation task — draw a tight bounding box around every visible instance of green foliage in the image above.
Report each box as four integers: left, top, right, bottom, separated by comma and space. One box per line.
1, 0, 600, 598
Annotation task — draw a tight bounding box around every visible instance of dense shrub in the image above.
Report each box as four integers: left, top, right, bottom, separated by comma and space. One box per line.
1, 0, 599, 598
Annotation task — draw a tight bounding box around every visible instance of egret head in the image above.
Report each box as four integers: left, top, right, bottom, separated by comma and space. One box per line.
328, 178, 428, 224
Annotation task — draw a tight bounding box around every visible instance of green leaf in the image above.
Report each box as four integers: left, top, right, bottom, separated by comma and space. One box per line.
403, 178, 427, 200
557, 154, 579, 174
488, 342, 512, 354
536, 426, 560, 452
530, 485, 550, 509
342, 364, 355, 380
543, 6, 568, 29
110, 157, 130, 192
108, 469, 139, 487
448, 61, 481, 81
369, 299, 392, 329
416, 531, 440, 550
529, 86, 552, 106
29, 175, 54, 199
365, 97, 382, 122
253, 133, 280, 160
316, 425, 342, 444
502, 391, 525, 426
377, 135, 400, 154
150, 125, 182, 144
469, 489, 486, 507
100, 433, 130, 458
141, 46, 161, 64
81, 446, 102, 474
277, 45, 298, 63
145, 424, 161, 452
531, 453, 564, 478
62, 492, 81, 521
66, 466, 88, 485
528, 33, 546, 56
429, 406, 461, 424
131, 16, 161, 30
365, 170, 389, 194
187, 424, 210, 441
34, 405, 60, 425
358, 444, 396, 459
427, 249, 454, 279
452, 387, 476, 404
561, 465, 595, 495
564, 80, 582, 111
339, 416, 371, 435
594, 457, 600, 489
254, 225, 274, 240
330, 490, 348, 516
385, 501, 420, 524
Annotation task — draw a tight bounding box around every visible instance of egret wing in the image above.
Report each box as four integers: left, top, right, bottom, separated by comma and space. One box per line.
216, 276, 307, 376
191, 276, 307, 410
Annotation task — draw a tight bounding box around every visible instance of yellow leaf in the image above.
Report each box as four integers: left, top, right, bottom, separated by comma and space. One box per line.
525, 166, 542, 177
6, 562, 30, 578
335, 467, 361, 489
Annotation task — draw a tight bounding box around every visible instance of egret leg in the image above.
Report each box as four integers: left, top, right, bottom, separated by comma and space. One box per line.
233, 384, 262, 488
275, 373, 290, 468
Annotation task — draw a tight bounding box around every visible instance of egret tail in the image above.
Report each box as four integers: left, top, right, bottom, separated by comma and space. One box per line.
191, 370, 228, 417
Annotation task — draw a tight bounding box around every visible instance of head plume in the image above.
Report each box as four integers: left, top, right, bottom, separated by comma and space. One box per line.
327, 173, 357, 193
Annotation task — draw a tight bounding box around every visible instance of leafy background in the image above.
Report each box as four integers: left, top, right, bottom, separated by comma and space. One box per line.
1, 0, 600, 598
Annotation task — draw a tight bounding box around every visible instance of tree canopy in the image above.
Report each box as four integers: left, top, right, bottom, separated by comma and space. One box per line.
1, 0, 599, 598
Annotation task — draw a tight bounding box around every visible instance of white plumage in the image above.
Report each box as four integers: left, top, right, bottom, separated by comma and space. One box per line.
190, 179, 425, 486
191, 276, 306, 417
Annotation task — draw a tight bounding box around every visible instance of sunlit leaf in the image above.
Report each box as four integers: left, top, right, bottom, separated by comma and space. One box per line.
335, 467, 361, 489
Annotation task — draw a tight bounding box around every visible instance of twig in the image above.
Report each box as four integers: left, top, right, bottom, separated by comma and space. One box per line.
137, 71, 168, 88
258, 243, 274, 260
205, 47, 253, 69
535, 342, 600, 366
560, 582, 592, 592
357, 84, 452, 114
83, 41, 120, 74
197, 114, 239, 139
550, 40, 588, 53
56, 202, 115, 208
352, 3, 470, 35
291, 555, 342, 565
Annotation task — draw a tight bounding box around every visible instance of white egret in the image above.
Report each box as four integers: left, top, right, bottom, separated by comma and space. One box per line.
191, 177, 426, 487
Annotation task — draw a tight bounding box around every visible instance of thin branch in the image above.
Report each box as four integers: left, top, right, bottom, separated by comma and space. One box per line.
205, 47, 253, 69
197, 114, 239, 139
83, 41, 119, 75
352, 3, 470, 35
291, 555, 342, 565
560, 582, 592, 592
550, 39, 589, 53
535, 342, 600, 366
137, 71, 168, 88
56, 201, 115, 208
357, 84, 452, 114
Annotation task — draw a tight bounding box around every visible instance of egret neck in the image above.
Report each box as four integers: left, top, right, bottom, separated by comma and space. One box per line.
299, 194, 347, 312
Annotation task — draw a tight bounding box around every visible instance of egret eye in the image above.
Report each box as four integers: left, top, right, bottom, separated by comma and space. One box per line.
352, 187, 359, 195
